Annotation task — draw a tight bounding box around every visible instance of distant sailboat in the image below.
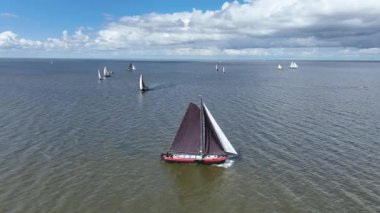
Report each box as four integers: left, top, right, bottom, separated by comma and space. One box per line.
161, 99, 238, 164
139, 74, 149, 92
128, 63, 136, 71
103, 66, 112, 77
222, 67, 225, 73
98, 69, 104, 80
290, 61, 298, 69
216, 64, 219, 71
277, 64, 283, 70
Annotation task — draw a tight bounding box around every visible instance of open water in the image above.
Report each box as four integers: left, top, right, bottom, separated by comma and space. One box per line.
0, 59, 379, 212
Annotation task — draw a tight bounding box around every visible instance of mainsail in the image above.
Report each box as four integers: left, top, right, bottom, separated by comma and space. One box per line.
139, 74, 147, 91
170, 103, 201, 154
98, 70, 103, 80
203, 103, 238, 155
129, 63, 136, 71
103, 66, 107, 76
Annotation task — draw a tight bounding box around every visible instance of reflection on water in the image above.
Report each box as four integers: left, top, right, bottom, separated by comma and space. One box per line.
162, 163, 226, 212
166, 164, 223, 194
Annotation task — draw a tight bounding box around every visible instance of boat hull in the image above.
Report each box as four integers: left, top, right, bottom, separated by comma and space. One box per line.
161, 154, 227, 164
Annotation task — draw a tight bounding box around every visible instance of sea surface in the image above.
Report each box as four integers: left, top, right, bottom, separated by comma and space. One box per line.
0, 59, 379, 212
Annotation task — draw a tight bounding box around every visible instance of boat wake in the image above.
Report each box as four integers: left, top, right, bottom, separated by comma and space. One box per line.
149, 83, 175, 91
215, 159, 234, 168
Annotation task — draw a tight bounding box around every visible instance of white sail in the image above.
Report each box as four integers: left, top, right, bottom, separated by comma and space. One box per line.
98, 70, 102, 80
103, 66, 107, 76
278, 64, 282, 70
203, 103, 238, 155
128, 63, 136, 71
222, 67, 225, 73
216, 64, 218, 71
290, 61, 298, 69
139, 74, 144, 91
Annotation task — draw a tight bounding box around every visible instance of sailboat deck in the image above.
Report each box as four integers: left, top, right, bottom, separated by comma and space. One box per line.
161, 153, 227, 164
173, 154, 202, 160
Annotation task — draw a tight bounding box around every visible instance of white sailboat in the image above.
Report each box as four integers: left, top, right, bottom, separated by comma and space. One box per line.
222, 67, 225, 73
98, 69, 104, 80
128, 63, 136, 71
103, 66, 111, 77
290, 61, 298, 69
216, 64, 219, 71
139, 74, 149, 92
277, 64, 282, 70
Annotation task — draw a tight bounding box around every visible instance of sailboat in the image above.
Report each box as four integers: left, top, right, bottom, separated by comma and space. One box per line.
128, 63, 136, 71
277, 64, 282, 70
222, 67, 225, 73
161, 100, 238, 164
103, 66, 112, 77
216, 64, 219, 71
98, 69, 104, 80
139, 74, 149, 92
290, 61, 298, 69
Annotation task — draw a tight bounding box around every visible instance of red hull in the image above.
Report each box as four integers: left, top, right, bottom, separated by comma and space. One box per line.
161, 154, 227, 164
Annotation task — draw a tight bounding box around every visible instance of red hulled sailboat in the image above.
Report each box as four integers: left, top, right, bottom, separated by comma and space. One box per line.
161, 100, 238, 164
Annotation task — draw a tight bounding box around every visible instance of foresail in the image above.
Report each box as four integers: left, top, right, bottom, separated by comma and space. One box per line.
203, 107, 226, 155
170, 103, 201, 154
203, 103, 238, 155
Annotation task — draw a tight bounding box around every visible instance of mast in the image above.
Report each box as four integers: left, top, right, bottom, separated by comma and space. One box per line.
200, 97, 204, 157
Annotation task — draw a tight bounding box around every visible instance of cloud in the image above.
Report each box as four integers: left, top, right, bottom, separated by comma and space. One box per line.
358, 48, 380, 54
1, 0, 380, 59
0, 12, 18, 18
0, 31, 18, 47
102, 13, 114, 21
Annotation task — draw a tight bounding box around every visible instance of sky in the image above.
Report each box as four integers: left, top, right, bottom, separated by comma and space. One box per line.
1, 0, 380, 60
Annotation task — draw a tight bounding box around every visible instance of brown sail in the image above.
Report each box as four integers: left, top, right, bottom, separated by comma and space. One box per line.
203, 107, 226, 155
169, 103, 201, 154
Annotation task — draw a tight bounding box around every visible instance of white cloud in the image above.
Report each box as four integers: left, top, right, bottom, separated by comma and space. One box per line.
0, 31, 18, 47
1, 0, 380, 59
358, 48, 380, 54
0, 13, 18, 18
102, 13, 114, 21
